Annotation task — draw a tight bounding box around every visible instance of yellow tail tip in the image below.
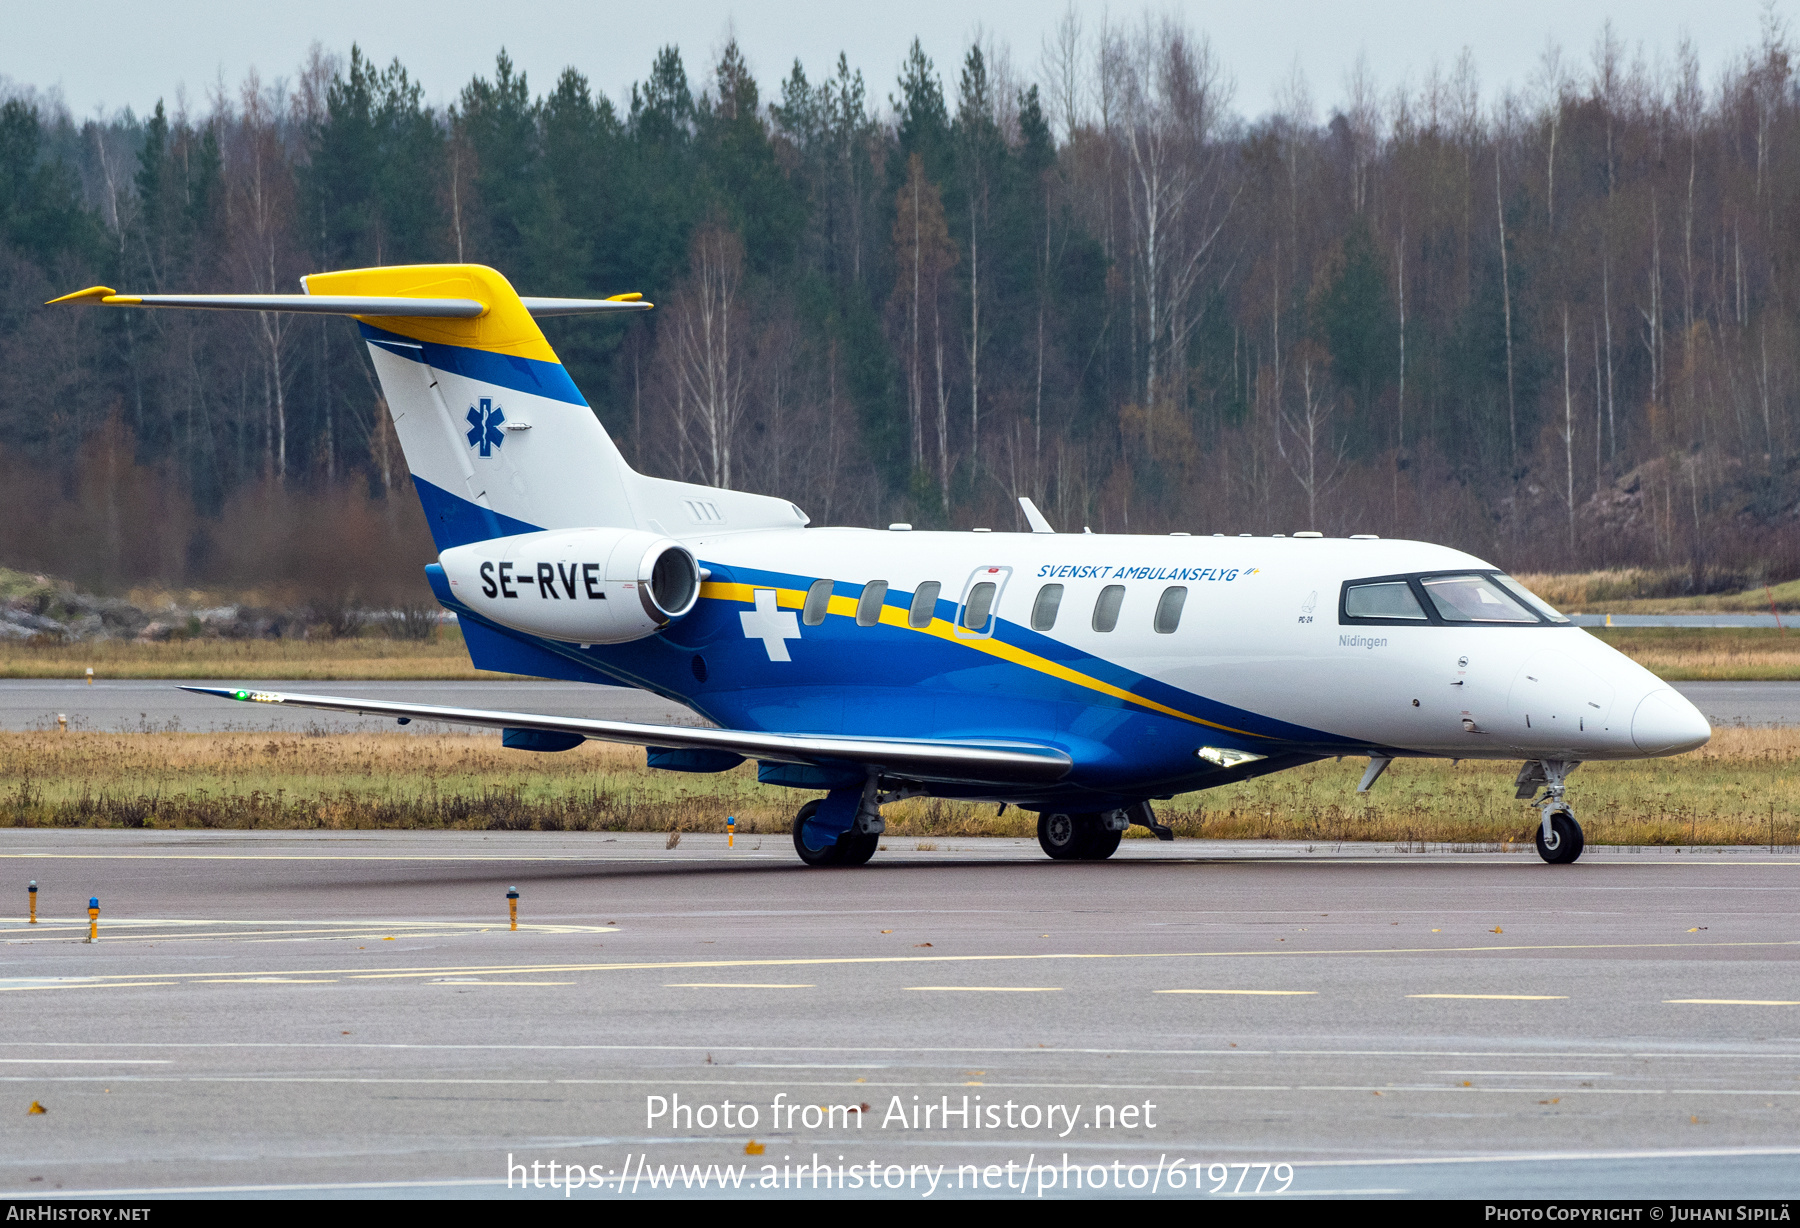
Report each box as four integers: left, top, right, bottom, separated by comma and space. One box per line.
46, 285, 116, 306
605, 292, 643, 302
27, 1101, 46, 1115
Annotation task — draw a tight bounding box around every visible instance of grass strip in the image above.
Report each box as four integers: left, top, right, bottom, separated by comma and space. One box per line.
1, 727, 1793, 846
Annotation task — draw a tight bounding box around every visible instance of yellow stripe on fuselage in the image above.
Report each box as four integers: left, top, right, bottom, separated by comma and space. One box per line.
698, 581, 1260, 739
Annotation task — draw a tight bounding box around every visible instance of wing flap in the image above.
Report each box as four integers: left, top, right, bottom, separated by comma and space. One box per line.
180, 687, 1071, 786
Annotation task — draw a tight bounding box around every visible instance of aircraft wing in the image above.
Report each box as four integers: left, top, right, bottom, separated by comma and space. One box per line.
180, 686, 1071, 786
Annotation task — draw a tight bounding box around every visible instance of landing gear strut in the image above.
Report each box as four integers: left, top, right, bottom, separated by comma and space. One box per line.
1516, 759, 1584, 865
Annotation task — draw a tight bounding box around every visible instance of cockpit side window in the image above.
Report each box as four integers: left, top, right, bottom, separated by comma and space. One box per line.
1344, 580, 1427, 620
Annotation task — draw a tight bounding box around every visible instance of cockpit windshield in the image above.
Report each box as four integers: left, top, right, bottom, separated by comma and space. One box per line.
1420, 574, 1539, 623
1491, 574, 1571, 623
1339, 571, 1571, 627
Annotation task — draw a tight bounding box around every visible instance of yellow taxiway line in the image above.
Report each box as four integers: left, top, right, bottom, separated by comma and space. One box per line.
0, 938, 1792, 990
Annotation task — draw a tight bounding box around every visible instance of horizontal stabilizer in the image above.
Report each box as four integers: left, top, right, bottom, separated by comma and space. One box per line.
180, 687, 1072, 786
47, 287, 652, 318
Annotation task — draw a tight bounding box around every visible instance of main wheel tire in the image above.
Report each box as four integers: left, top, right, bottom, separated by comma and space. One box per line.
791, 800, 879, 867
1535, 808, 1585, 864
1038, 811, 1097, 860
1084, 826, 1123, 860
836, 830, 879, 866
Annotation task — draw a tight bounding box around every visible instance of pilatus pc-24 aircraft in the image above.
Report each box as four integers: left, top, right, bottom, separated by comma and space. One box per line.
52, 265, 1711, 867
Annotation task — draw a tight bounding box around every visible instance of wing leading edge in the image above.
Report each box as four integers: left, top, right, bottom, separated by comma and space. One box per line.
179, 687, 1071, 786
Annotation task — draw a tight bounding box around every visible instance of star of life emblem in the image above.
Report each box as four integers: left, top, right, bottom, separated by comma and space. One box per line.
466, 398, 505, 457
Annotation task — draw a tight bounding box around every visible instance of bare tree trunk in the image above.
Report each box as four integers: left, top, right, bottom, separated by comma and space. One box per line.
1496, 151, 1516, 466
1395, 230, 1406, 450
1593, 322, 1604, 496
1603, 239, 1616, 461
967, 207, 981, 465
934, 298, 950, 512
1563, 305, 1575, 548
911, 171, 923, 474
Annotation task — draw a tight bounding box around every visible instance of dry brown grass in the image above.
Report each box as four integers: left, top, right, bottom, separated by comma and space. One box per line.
1515, 570, 1800, 615
1587, 628, 1800, 680
1, 726, 1793, 846
0, 627, 509, 680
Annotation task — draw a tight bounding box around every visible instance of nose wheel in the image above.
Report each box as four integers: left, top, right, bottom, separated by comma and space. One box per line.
1535, 805, 1584, 864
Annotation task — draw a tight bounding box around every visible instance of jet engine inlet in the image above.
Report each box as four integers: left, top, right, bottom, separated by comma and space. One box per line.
641, 543, 700, 623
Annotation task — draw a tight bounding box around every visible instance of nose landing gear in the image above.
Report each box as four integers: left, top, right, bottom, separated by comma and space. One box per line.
1516, 759, 1585, 864
1535, 805, 1584, 864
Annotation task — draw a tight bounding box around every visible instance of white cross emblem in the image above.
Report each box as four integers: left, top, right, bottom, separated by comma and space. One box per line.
739, 588, 801, 661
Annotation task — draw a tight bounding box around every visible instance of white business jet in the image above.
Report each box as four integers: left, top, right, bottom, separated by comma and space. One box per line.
52, 266, 1710, 866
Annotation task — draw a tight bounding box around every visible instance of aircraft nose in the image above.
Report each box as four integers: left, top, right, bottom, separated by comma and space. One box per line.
1630, 688, 1711, 755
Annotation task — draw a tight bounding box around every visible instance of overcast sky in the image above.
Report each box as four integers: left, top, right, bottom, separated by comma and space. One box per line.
4, 0, 1789, 122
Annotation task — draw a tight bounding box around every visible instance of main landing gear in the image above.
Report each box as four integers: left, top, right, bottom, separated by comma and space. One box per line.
1515, 759, 1584, 865
1037, 811, 1124, 861
1036, 803, 1170, 861
791, 798, 879, 867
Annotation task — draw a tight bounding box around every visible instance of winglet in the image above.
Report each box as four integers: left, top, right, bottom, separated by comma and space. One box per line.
46, 285, 117, 306
179, 685, 256, 701
1019, 496, 1056, 534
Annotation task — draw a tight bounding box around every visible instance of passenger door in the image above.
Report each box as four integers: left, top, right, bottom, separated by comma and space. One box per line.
954, 566, 1012, 639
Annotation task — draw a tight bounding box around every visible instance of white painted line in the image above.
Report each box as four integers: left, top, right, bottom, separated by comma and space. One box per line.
0, 982, 179, 992
429, 980, 574, 986
1432, 1071, 1614, 1077
1155, 989, 1318, 996
1404, 986, 1562, 993
18, 1178, 510, 1197
194, 978, 339, 984
1297, 1145, 1800, 1168
0, 1051, 170, 1058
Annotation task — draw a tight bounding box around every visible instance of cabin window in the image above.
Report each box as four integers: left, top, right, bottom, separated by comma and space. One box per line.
1420, 574, 1537, 623
802, 578, 833, 626
1092, 584, 1125, 632
1344, 580, 1427, 620
1154, 586, 1188, 634
908, 581, 941, 629
856, 580, 888, 627
961, 582, 997, 631
1031, 584, 1064, 631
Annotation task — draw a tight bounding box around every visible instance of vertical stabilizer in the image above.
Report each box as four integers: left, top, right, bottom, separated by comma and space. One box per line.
305, 265, 637, 549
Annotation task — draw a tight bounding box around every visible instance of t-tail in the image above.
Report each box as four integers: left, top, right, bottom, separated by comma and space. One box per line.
48, 264, 810, 548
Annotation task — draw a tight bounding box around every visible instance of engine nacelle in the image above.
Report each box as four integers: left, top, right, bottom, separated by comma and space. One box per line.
439, 527, 700, 645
